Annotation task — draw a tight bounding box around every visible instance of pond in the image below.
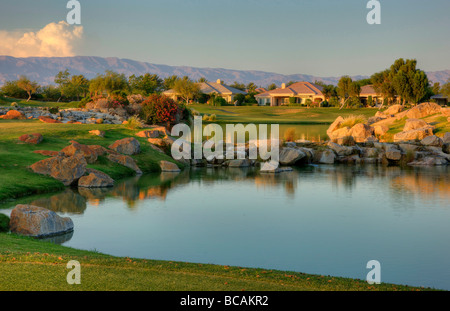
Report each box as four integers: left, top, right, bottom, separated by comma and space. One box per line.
1, 165, 450, 290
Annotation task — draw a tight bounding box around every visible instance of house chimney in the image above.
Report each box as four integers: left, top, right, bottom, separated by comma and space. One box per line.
217, 79, 222, 85
281, 83, 286, 89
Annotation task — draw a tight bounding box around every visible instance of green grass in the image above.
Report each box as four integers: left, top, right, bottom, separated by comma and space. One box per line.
0, 96, 79, 109
0, 120, 180, 202
189, 105, 377, 124
0, 233, 434, 291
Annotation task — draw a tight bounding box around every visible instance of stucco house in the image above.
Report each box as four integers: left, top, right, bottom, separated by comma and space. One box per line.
255, 82, 324, 106
430, 94, 448, 106
359, 85, 384, 106
163, 79, 247, 103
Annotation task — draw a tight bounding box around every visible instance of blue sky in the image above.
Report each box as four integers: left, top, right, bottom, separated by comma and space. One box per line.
0, 0, 449, 76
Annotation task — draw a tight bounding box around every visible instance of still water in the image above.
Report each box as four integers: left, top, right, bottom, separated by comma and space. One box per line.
1, 165, 450, 290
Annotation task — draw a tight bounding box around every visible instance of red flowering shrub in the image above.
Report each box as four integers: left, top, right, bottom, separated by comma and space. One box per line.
140, 94, 184, 126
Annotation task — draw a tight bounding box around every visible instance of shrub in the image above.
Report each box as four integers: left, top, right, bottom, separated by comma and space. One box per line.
140, 94, 184, 126
0, 214, 10, 232
48, 107, 59, 114
126, 115, 144, 130
339, 115, 368, 129
11, 102, 18, 107
78, 95, 91, 108
289, 97, 297, 105
305, 99, 312, 106
284, 128, 297, 142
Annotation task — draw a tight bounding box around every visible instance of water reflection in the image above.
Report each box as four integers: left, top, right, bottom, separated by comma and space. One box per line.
26, 165, 449, 217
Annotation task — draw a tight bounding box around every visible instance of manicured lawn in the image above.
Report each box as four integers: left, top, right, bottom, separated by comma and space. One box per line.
0, 120, 178, 202
0, 233, 433, 291
0, 96, 79, 109
189, 105, 378, 124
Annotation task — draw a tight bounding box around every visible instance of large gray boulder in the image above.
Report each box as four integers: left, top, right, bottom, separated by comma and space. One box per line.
109, 137, 141, 155
279, 148, 306, 165
78, 169, 114, 188
9, 205, 74, 238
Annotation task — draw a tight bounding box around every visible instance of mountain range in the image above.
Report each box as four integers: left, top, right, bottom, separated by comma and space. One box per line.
0, 55, 449, 87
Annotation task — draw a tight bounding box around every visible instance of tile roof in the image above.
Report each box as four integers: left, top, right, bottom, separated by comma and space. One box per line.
360, 85, 379, 96
163, 81, 247, 96
255, 82, 324, 97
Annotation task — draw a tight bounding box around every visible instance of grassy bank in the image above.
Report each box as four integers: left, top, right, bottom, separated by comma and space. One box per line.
0, 120, 178, 202
189, 105, 378, 124
0, 233, 433, 291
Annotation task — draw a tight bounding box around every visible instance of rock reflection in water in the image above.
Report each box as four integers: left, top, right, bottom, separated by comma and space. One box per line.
39, 231, 74, 244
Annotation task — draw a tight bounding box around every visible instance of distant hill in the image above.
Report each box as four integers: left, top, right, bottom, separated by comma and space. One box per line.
0, 55, 448, 87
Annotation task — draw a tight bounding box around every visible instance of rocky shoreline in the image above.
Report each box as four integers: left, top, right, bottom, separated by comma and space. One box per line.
0, 106, 129, 124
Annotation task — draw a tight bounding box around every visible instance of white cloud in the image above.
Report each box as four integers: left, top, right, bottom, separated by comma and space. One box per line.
0, 21, 83, 57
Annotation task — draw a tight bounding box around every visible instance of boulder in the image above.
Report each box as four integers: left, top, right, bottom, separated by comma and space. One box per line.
38, 116, 62, 123
385, 146, 402, 161
327, 116, 344, 137
61, 141, 98, 164
393, 126, 434, 142
89, 130, 105, 138
443, 132, 450, 144
78, 169, 114, 188
30, 154, 87, 186
18, 133, 43, 144
136, 130, 161, 138
9, 205, 74, 237
279, 148, 306, 165
107, 154, 142, 174
318, 150, 336, 164
349, 123, 374, 143
328, 127, 351, 141
0, 110, 26, 120
406, 102, 442, 119
383, 104, 404, 116
374, 125, 389, 137
109, 137, 141, 155
260, 161, 281, 174
403, 119, 432, 132
363, 147, 378, 158
327, 142, 353, 156
159, 161, 181, 172
88, 145, 108, 157
421, 135, 443, 147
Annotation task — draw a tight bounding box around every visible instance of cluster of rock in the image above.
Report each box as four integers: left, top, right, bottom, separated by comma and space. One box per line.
0, 106, 130, 124
30, 137, 144, 188
327, 103, 449, 144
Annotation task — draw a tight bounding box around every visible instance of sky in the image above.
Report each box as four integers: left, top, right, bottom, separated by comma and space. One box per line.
0, 0, 449, 77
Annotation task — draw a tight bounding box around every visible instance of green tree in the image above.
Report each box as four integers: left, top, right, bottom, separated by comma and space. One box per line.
431, 82, 441, 95
322, 84, 337, 102
17, 76, 39, 102
197, 77, 208, 83
440, 78, 450, 99
230, 82, 246, 91
129, 74, 163, 95
0, 80, 28, 98
54, 69, 71, 101
89, 71, 129, 97
371, 70, 396, 109
163, 75, 179, 90
173, 78, 201, 104
337, 76, 353, 109
267, 83, 277, 91
246, 82, 257, 94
